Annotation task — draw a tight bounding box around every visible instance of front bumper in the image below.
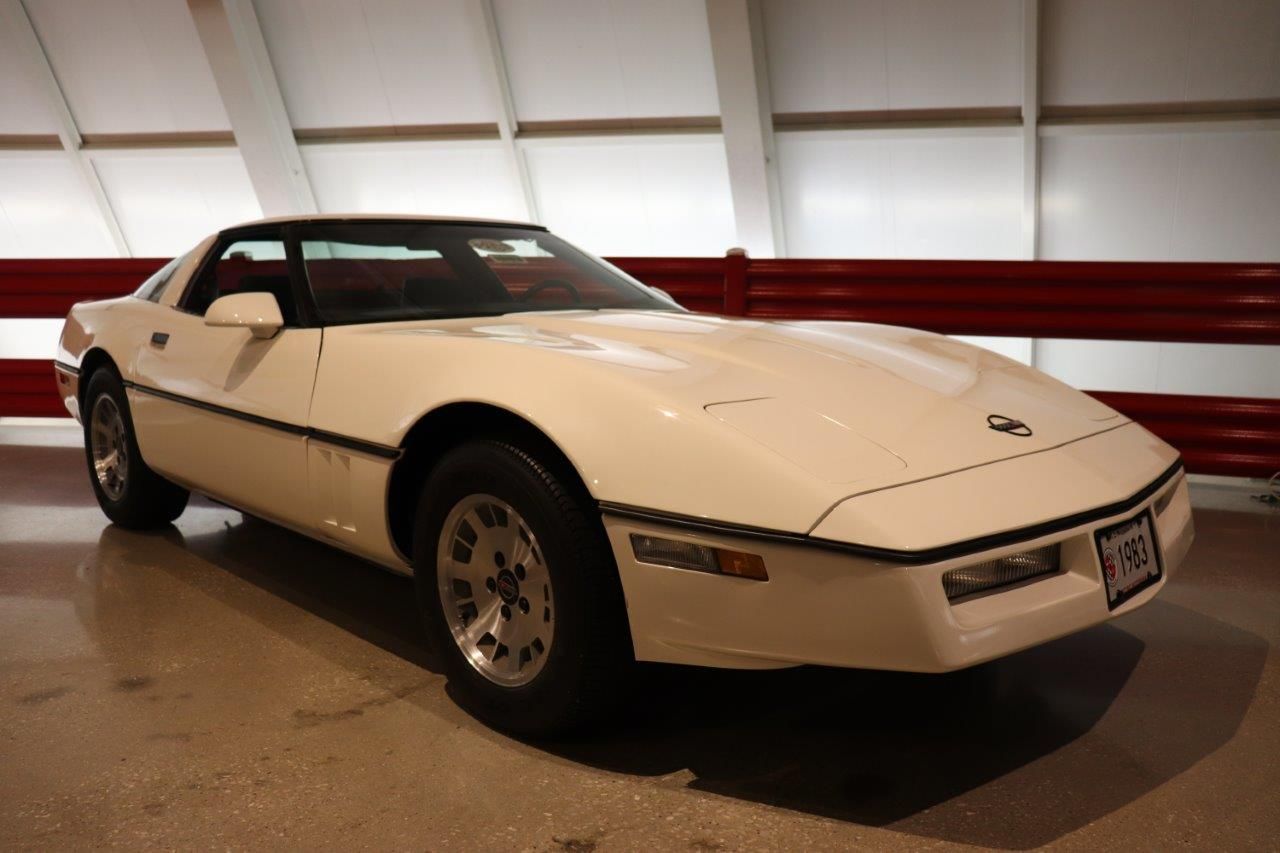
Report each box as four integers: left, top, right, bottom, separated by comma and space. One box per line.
604, 458, 1194, 673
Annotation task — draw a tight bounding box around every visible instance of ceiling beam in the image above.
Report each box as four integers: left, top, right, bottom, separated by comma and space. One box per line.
2, 0, 131, 256
705, 0, 785, 257
1020, 0, 1040, 261
187, 0, 317, 217
472, 0, 540, 223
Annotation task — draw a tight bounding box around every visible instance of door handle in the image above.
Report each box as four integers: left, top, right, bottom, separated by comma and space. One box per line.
150, 332, 170, 347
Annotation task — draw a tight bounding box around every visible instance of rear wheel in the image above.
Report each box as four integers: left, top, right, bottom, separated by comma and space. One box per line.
83, 368, 189, 529
413, 439, 631, 736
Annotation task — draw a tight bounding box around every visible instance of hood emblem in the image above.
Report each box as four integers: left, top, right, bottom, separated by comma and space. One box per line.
988, 414, 1032, 437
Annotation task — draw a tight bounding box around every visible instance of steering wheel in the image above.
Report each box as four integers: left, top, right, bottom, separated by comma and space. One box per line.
518, 278, 582, 304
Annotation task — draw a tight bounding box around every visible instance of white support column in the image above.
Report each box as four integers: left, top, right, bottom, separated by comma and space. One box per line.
187, 0, 317, 217
1020, 0, 1040, 261
2, 0, 130, 256
1021, 0, 1041, 368
706, 0, 784, 258
472, 0, 540, 223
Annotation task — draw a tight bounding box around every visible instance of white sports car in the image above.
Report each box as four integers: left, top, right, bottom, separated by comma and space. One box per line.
56, 215, 1194, 733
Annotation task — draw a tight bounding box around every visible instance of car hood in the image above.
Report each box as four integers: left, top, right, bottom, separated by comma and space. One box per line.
370, 310, 1124, 491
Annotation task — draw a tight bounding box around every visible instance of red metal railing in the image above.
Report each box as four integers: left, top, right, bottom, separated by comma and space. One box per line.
0, 359, 68, 418
0, 258, 170, 318
1088, 392, 1280, 479
2, 254, 1277, 477
612, 255, 1280, 345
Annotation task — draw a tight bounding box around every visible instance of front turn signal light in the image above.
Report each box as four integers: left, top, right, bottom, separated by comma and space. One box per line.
715, 549, 769, 581
629, 534, 768, 581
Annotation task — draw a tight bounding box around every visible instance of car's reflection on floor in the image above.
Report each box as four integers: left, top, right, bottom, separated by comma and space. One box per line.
71, 498, 1268, 849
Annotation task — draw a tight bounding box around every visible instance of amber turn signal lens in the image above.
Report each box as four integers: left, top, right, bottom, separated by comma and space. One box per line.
715, 549, 769, 581
629, 534, 768, 581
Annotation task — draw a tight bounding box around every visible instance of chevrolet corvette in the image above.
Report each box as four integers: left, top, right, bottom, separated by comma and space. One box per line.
55, 215, 1194, 733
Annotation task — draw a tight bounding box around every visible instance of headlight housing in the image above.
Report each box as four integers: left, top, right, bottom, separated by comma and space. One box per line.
942, 544, 1061, 601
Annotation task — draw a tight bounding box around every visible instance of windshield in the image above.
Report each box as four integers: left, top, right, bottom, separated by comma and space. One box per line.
297, 222, 680, 324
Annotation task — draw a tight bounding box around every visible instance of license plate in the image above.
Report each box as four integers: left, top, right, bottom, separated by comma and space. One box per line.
1094, 509, 1164, 610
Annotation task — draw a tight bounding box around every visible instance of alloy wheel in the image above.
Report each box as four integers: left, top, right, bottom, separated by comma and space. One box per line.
436, 494, 555, 687
90, 394, 129, 501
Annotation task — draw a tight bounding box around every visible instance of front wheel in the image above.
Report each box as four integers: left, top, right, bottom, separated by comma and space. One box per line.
82, 368, 189, 529
413, 440, 632, 736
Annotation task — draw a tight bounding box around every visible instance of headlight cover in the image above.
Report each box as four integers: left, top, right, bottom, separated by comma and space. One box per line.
942, 544, 1061, 601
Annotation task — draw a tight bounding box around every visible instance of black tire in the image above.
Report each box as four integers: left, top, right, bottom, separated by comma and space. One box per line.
413, 439, 632, 736
82, 368, 189, 529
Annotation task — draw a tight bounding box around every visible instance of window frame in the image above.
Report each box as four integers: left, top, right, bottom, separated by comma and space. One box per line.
176, 224, 319, 327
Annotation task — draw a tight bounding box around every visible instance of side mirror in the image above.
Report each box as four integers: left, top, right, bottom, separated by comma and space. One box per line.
205, 292, 283, 339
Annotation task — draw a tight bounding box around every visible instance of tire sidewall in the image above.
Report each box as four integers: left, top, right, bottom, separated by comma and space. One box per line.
81, 368, 187, 528
413, 441, 619, 734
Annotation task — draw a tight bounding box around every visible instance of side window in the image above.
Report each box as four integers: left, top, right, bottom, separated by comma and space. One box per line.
134, 254, 186, 303
182, 237, 297, 325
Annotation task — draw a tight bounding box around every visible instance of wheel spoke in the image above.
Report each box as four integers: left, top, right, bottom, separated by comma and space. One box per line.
94, 450, 118, 478
507, 533, 536, 577
462, 598, 503, 648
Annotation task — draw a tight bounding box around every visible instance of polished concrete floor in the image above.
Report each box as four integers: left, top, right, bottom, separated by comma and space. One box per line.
1, 422, 1277, 851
